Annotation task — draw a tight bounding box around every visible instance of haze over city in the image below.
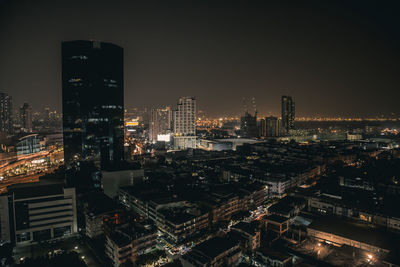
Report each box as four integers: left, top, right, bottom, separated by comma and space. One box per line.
1, 0, 400, 116
2, 1, 400, 267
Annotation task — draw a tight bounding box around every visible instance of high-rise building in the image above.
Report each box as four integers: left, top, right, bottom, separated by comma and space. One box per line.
0, 91, 13, 133
240, 112, 258, 138
149, 107, 171, 142
62, 40, 124, 168
20, 103, 32, 133
281, 96, 295, 133
261, 116, 280, 137
172, 97, 197, 150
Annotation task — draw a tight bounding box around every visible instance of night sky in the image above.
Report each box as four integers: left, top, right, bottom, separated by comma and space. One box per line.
0, 0, 399, 117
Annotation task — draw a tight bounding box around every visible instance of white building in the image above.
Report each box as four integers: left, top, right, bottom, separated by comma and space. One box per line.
0, 179, 78, 245
172, 97, 197, 150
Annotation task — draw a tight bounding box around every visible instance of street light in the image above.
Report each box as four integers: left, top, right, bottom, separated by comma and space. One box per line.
74, 246, 78, 250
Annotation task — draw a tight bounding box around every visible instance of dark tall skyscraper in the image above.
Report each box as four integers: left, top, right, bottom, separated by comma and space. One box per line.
0, 91, 12, 133
19, 103, 32, 133
281, 96, 295, 133
240, 112, 258, 138
261, 116, 280, 137
62, 40, 124, 168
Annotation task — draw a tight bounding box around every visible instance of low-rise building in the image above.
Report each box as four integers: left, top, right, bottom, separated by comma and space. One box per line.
268, 196, 306, 218
307, 217, 393, 254
157, 206, 209, 244
307, 193, 400, 232
0, 179, 77, 245
230, 222, 261, 251
264, 215, 289, 236
84, 192, 119, 238
254, 248, 293, 267
105, 220, 157, 267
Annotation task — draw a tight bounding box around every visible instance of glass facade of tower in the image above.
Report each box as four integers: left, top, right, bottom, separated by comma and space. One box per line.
281, 95, 295, 133
62, 40, 124, 168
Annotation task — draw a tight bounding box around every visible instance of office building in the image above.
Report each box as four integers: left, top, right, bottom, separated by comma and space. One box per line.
149, 107, 171, 142
0, 91, 13, 133
281, 96, 295, 133
62, 40, 124, 167
172, 97, 197, 150
15, 133, 42, 155
261, 116, 280, 138
240, 112, 258, 138
0, 179, 78, 245
20, 103, 32, 133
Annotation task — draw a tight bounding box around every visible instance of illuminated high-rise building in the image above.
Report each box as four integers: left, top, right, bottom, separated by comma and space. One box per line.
281, 95, 295, 133
149, 107, 171, 142
172, 97, 197, 149
62, 40, 124, 168
0, 91, 13, 133
19, 103, 32, 133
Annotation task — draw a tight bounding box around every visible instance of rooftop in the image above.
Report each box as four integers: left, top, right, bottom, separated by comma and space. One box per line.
8, 178, 65, 199
308, 216, 399, 251
191, 236, 239, 260
257, 247, 292, 262
231, 221, 259, 236
265, 214, 289, 224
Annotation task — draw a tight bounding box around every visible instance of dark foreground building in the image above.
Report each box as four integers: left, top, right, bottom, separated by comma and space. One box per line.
62, 40, 124, 168
0, 178, 78, 245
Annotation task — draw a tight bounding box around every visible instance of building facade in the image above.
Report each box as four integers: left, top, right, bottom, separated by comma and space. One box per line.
149, 107, 171, 143
180, 236, 242, 267
19, 103, 32, 133
0, 180, 78, 245
262, 116, 280, 138
15, 134, 42, 155
172, 97, 197, 150
62, 40, 124, 168
104, 220, 157, 267
0, 91, 13, 133
281, 96, 295, 133
240, 112, 258, 138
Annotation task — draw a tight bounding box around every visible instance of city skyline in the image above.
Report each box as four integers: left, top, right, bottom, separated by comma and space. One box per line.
2, 2, 400, 266
1, 0, 400, 117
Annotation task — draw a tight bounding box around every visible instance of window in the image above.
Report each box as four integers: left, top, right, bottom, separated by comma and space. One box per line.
16, 232, 31, 242
54, 226, 71, 238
